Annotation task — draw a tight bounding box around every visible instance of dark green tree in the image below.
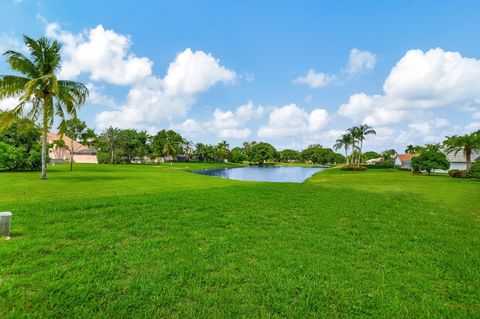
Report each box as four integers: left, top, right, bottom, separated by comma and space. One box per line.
411, 151, 450, 175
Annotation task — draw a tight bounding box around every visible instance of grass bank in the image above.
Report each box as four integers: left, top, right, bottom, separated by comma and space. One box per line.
0, 164, 478, 318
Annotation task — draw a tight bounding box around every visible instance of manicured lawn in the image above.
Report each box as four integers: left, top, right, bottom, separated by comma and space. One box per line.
0, 164, 479, 318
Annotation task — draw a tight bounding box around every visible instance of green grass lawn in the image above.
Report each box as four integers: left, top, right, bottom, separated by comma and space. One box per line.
0, 164, 479, 318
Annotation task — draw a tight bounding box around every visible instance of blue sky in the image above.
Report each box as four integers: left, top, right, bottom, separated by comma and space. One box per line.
1, 0, 479, 151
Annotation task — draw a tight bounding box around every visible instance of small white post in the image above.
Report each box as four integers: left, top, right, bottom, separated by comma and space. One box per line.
0, 212, 12, 237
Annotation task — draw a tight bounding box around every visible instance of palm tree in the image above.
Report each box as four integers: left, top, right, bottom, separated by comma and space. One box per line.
0, 36, 88, 179
347, 126, 360, 164
405, 145, 415, 154
354, 124, 376, 165
334, 133, 354, 164
162, 142, 177, 165
443, 131, 480, 171
99, 127, 124, 164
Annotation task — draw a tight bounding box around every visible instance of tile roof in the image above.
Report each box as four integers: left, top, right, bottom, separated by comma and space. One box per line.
442, 149, 480, 163
395, 154, 418, 162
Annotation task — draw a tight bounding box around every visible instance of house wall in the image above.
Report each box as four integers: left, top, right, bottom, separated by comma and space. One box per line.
72, 155, 98, 164
436, 162, 466, 173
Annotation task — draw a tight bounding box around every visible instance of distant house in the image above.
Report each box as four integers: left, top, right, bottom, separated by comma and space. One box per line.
366, 157, 384, 165
47, 133, 98, 164
395, 154, 418, 170
438, 149, 480, 172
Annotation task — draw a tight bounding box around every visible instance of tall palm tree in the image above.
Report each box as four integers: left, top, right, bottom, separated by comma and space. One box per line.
443, 131, 480, 171
354, 124, 376, 165
99, 127, 124, 164
347, 126, 360, 164
334, 133, 354, 164
0, 36, 88, 179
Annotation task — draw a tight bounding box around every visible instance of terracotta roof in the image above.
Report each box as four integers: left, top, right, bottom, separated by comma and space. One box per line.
47, 132, 90, 152
395, 154, 418, 162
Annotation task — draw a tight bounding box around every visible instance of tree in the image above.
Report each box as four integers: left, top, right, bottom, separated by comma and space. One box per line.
59, 118, 89, 171
216, 140, 230, 162
301, 145, 345, 164
279, 149, 299, 163
351, 124, 376, 165
119, 129, 149, 163
405, 145, 415, 154
334, 133, 354, 164
230, 147, 246, 163
382, 149, 397, 168
411, 151, 450, 175
0, 112, 42, 171
99, 127, 124, 164
0, 36, 89, 179
151, 130, 186, 163
363, 151, 382, 161
248, 142, 277, 164
443, 131, 480, 171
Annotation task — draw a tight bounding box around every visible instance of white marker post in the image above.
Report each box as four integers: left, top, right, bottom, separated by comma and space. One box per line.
0, 212, 12, 237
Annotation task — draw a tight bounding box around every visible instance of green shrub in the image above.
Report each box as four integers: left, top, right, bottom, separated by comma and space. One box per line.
448, 169, 471, 178
469, 162, 480, 179
340, 165, 367, 171
365, 161, 395, 169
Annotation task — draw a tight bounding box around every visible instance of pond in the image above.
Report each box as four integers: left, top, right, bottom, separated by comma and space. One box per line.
194, 166, 327, 183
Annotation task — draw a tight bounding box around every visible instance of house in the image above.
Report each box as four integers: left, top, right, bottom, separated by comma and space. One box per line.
438, 149, 480, 172
395, 154, 418, 170
47, 133, 98, 164
366, 157, 384, 165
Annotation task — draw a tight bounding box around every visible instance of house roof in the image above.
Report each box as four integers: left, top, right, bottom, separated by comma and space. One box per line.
47, 133, 94, 152
442, 149, 480, 163
395, 154, 418, 162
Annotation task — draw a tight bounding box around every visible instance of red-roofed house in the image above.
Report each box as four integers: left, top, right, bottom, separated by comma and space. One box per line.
395, 154, 419, 170
47, 133, 98, 164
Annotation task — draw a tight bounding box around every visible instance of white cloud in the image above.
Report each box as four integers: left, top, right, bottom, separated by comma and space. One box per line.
173, 118, 204, 134
258, 103, 329, 138
473, 112, 480, 120
85, 83, 116, 108
345, 48, 376, 77
91, 47, 236, 130
293, 69, 335, 88
466, 122, 480, 131
0, 32, 22, 54
206, 101, 263, 139
163, 48, 236, 95
46, 23, 153, 85
0, 97, 19, 111
339, 48, 480, 131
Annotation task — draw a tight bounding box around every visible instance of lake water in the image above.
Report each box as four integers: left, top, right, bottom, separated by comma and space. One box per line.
194, 166, 327, 183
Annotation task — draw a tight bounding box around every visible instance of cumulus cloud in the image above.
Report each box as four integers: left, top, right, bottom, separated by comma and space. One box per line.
93, 49, 235, 129
293, 69, 335, 89
294, 48, 375, 89
258, 103, 328, 138
345, 48, 376, 77
338, 48, 480, 129
206, 101, 264, 139
46, 23, 153, 85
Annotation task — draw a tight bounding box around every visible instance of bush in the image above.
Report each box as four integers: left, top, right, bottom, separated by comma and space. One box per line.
448, 169, 471, 178
365, 161, 395, 169
469, 162, 480, 179
340, 165, 367, 171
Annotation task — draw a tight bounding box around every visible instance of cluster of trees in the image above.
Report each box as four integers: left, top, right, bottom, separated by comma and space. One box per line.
333, 124, 376, 165
0, 112, 42, 171
226, 142, 345, 165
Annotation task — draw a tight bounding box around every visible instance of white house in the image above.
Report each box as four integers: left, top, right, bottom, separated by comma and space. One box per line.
438, 149, 480, 173
395, 154, 418, 170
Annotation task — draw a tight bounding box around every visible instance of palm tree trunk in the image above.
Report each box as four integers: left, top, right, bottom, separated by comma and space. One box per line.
70, 140, 73, 171
358, 140, 363, 166
111, 147, 114, 165
344, 146, 348, 164
466, 148, 471, 171
40, 100, 48, 180
41, 132, 47, 179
